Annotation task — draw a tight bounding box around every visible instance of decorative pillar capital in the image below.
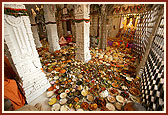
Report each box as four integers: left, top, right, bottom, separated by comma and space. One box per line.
4, 4, 25, 9
75, 4, 90, 19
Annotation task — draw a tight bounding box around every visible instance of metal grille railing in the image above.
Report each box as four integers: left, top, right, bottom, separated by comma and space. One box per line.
140, 6, 164, 111
133, 6, 159, 59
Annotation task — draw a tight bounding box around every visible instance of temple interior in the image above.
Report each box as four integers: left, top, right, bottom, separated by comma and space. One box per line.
3, 3, 165, 112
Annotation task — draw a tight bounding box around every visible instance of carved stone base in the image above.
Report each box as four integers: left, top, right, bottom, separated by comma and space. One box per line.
23, 72, 50, 103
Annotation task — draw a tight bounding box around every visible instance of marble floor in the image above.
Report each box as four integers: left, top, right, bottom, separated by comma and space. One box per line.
29, 92, 51, 111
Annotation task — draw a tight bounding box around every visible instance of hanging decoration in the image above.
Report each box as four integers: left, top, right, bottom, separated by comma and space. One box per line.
31, 8, 36, 17
140, 15, 144, 24
4, 7, 28, 17
113, 5, 144, 14
126, 17, 130, 25
115, 7, 121, 14
130, 6, 136, 13
136, 5, 144, 11
122, 6, 129, 12
132, 17, 136, 26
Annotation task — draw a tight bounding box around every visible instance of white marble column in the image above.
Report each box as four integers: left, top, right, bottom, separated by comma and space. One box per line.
25, 5, 42, 48
4, 4, 50, 103
43, 4, 60, 52
75, 4, 91, 63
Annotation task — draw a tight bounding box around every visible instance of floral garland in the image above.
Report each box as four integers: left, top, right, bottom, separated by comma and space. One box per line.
4, 7, 28, 17
73, 19, 90, 23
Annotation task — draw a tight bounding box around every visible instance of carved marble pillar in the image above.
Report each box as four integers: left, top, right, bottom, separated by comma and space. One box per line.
43, 4, 60, 52
55, 5, 63, 38
90, 15, 93, 36
4, 4, 50, 103
62, 6, 68, 37
107, 15, 113, 38
98, 4, 107, 49
98, 15, 101, 39
25, 4, 42, 48
75, 4, 91, 63
71, 20, 76, 41
57, 17, 63, 38
62, 19, 68, 37
91, 14, 98, 37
